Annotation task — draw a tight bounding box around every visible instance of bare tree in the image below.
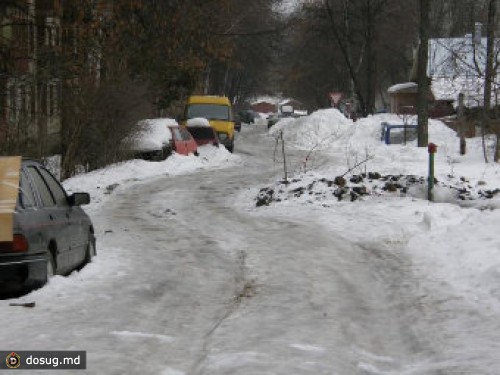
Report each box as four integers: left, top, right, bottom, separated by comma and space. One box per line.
484, 0, 498, 161
417, 0, 430, 147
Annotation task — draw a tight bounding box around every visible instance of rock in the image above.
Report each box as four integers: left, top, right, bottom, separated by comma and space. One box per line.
334, 176, 346, 187
333, 187, 347, 201
256, 188, 274, 207
352, 186, 368, 195
368, 172, 382, 179
105, 183, 120, 194
350, 175, 364, 184
291, 187, 305, 197
384, 182, 398, 192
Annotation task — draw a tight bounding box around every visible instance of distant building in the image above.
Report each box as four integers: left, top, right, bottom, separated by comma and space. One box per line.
1, 0, 106, 156
250, 100, 276, 114
427, 34, 500, 108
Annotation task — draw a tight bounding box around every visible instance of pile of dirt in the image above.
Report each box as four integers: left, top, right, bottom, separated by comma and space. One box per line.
256, 172, 500, 207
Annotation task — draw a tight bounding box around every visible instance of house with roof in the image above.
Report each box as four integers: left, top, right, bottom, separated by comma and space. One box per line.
388, 31, 499, 136
428, 33, 499, 109
428, 32, 500, 135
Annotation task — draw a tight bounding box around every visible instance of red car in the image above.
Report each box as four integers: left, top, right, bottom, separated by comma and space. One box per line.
185, 126, 220, 147
168, 126, 198, 156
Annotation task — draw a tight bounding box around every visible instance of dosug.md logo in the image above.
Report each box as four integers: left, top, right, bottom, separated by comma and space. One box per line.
6, 352, 21, 369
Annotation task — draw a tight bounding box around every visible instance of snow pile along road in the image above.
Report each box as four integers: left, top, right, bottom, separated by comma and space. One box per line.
63, 143, 240, 213
260, 108, 500, 321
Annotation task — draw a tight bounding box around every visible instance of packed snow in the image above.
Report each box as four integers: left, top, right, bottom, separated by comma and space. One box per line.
2, 109, 500, 374
63, 144, 239, 214
264, 108, 500, 315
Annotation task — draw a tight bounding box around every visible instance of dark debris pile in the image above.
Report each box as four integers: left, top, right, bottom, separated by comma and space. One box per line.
256, 172, 500, 207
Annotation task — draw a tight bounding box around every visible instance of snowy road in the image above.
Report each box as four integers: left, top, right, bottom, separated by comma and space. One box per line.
2, 126, 500, 374
88, 129, 433, 374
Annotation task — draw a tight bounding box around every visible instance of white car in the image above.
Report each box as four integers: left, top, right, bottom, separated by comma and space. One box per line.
127, 119, 175, 161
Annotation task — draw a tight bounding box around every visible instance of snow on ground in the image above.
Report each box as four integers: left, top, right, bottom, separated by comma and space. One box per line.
260, 108, 500, 316
63, 144, 240, 214
4, 109, 500, 373
62, 109, 500, 319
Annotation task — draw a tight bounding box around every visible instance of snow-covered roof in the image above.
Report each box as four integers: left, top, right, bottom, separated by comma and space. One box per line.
427, 36, 500, 107
388, 82, 418, 94
250, 96, 281, 106
431, 76, 494, 107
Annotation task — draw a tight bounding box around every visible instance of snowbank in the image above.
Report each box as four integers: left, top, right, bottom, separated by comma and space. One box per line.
63, 144, 239, 213
260, 106, 500, 317
131, 118, 176, 151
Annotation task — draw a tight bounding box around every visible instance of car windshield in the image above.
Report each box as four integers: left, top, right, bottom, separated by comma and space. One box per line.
187, 104, 229, 121
188, 127, 216, 140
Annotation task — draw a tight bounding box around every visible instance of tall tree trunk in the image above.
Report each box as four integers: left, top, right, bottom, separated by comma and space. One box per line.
417, 0, 430, 147
365, 1, 375, 115
324, 0, 368, 116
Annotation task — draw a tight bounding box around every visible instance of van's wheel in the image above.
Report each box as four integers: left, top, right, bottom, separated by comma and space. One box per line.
46, 251, 56, 281
85, 235, 96, 264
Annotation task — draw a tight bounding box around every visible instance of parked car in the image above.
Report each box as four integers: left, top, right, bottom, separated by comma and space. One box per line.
0, 157, 95, 293
267, 113, 281, 128
185, 118, 220, 147
181, 95, 235, 152
126, 119, 174, 161
239, 110, 259, 124
233, 114, 242, 132
168, 125, 198, 156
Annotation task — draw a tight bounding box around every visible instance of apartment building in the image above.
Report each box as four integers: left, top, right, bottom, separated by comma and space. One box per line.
1, 0, 66, 156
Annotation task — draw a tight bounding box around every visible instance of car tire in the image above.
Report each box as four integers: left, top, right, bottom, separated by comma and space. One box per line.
85, 235, 96, 264
46, 251, 56, 281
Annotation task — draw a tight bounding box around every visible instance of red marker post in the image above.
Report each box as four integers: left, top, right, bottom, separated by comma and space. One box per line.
428, 143, 437, 201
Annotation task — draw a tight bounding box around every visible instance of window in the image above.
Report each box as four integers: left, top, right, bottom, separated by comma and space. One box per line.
6, 81, 18, 122
179, 127, 194, 141
28, 21, 35, 54
187, 104, 230, 121
19, 171, 36, 209
18, 84, 31, 120
46, 82, 59, 117
26, 167, 55, 207
188, 127, 217, 140
172, 128, 183, 141
38, 168, 67, 206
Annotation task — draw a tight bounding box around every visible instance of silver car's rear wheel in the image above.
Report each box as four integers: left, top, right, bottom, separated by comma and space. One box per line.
46, 252, 56, 281
85, 236, 96, 264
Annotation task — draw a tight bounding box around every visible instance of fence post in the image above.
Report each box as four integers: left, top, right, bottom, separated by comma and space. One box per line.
458, 93, 466, 155
428, 143, 437, 201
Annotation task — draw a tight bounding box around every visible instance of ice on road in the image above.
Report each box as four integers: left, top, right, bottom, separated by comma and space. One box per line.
2, 124, 500, 374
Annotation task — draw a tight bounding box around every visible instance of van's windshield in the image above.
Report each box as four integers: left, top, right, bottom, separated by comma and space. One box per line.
187, 104, 230, 121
